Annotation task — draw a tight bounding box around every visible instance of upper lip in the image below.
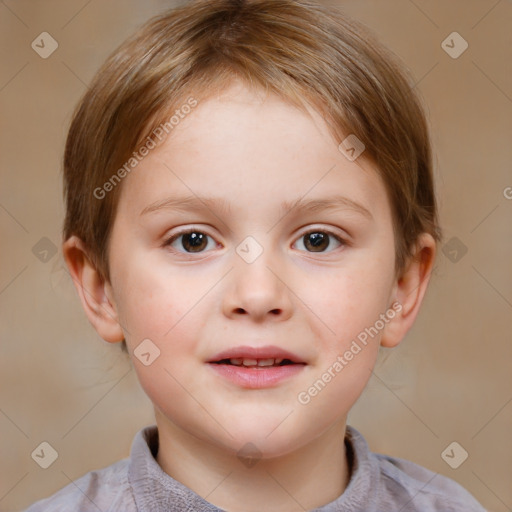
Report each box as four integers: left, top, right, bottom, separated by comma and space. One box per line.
207, 345, 306, 364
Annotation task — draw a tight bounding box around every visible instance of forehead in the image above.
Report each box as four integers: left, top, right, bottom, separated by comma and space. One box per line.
116, 82, 390, 222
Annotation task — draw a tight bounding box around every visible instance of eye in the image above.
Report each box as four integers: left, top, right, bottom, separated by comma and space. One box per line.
163, 227, 346, 255
164, 229, 217, 254
293, 229, 345, 253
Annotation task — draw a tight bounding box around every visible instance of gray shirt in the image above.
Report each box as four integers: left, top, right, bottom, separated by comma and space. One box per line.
25, 425, 485, 511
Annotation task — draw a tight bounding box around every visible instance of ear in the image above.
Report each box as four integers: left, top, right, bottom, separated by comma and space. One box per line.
62, 235, 124, 343
380, 233, 437, 348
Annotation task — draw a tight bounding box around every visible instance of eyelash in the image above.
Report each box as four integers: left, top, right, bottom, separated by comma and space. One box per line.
163, 227, 348, 255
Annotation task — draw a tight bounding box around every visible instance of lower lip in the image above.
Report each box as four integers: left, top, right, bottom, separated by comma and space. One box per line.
207, 363, 306, 389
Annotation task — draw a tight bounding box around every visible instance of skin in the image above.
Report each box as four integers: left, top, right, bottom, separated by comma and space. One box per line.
64, 81, 436, 512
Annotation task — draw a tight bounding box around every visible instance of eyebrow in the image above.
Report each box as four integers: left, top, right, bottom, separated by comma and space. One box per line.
140, 194, 373, 220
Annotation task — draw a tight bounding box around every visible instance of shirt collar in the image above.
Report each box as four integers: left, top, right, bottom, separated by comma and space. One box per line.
128, 424, 379, 511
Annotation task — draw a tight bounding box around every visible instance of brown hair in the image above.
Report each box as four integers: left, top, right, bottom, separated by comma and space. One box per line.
64, 0, 441, 291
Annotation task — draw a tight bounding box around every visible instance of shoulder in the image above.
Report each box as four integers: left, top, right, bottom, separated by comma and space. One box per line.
344, 426, 486, 512
374, 452, 485, 511
24, 458, 135, 512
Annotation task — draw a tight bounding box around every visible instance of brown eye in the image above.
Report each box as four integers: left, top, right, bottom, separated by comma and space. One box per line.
165, 230, 215, 253
304, 232, 329, 252
294, 230, 344, 253
181, 232, 207, 252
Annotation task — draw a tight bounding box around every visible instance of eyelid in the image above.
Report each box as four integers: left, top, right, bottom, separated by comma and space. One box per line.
294, 223, 350, 242
297, 224, 346, 236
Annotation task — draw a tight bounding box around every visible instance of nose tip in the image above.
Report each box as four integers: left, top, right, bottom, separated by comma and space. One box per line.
222, 261, 293, 322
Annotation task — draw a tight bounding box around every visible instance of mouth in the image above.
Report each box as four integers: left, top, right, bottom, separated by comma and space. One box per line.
211, 357, 301, 368
207, 345, 307, 366
207, 345, 307, 388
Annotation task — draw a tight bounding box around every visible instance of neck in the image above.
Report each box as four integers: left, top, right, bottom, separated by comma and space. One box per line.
155, 411, 350, 512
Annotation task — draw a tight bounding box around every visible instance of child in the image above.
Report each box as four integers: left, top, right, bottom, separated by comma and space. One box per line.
26, 0, 486, 510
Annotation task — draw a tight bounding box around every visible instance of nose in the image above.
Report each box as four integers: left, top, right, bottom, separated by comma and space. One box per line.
222, 251, 294, 323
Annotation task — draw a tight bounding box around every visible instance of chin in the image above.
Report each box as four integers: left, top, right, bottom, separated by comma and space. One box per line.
209, 417, 318, 461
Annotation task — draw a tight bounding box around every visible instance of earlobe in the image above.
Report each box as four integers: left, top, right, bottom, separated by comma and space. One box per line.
62, 235, 125, 343
380, 233, 437, 348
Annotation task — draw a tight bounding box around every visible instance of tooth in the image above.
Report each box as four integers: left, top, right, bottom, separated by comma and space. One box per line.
230, 358, 243, 366
242, 358, 258, 366
274, 358, 283, 365
257, 359, 275, 367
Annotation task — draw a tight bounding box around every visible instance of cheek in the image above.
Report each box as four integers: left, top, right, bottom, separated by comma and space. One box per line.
111, 249, 194, 343
117, 283, 174, 342
300, 256, 394, 350
115, 268, 208, 422
294, 269, 388, 419
112, 254, 216, 387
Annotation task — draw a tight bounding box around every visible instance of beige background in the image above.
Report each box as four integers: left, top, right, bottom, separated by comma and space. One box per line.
1, 0, 511, 510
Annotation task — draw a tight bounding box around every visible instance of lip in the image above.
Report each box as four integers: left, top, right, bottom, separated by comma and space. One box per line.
207, 345, 307, 389
207, 345, 305, 364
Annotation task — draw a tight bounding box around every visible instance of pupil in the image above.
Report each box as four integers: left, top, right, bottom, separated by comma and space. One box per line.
183, 232, 206, 252
305, 232, 328, 252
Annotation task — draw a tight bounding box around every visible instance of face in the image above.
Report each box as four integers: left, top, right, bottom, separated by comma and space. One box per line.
106, 82, 398, 458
